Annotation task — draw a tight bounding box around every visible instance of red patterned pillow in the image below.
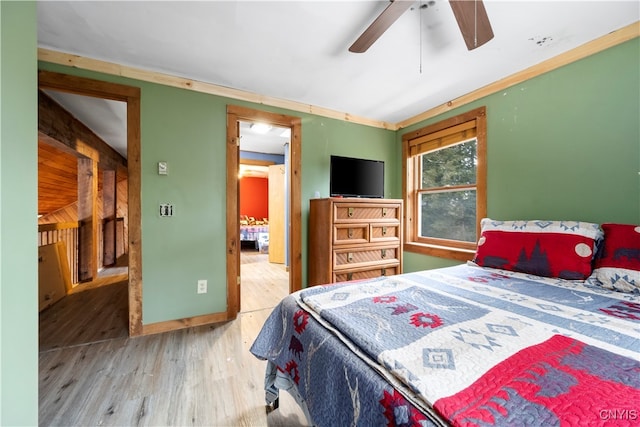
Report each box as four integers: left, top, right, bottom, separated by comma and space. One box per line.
473, 219, 602, 280
592, 223, 640, 293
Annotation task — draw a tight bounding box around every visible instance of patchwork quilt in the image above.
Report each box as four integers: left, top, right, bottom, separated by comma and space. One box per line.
250, 264, 640, 426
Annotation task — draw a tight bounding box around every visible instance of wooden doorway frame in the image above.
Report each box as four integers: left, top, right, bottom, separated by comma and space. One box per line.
38, 70, 144, 336
226, 105, 302, 316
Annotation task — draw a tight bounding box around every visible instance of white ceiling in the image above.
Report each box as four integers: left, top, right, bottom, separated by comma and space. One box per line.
239, 121, 291, 155
43, 90, 129, 157
37, 1, 639, 156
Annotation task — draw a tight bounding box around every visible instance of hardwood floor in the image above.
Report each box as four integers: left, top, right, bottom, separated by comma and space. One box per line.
39, 252, 307, 426
241, 250, 289, 313
39, 279, 129, 352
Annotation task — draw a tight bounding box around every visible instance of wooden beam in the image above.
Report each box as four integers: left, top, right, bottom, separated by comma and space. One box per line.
77, 157, 98, 282
103, 169, 117, 267
38, 89, 127, 169
126, 94, 143, 337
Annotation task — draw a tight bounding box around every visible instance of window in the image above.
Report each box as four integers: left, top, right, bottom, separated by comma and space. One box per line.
403, 107, 487, 261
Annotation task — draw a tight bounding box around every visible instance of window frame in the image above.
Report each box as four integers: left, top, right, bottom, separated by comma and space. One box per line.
402, 107, 487, 261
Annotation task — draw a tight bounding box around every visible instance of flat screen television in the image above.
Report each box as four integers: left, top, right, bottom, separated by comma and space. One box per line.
330, 155, 384, 198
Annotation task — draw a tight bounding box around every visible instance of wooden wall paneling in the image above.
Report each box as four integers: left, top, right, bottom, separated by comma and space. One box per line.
38, 140, 79, 215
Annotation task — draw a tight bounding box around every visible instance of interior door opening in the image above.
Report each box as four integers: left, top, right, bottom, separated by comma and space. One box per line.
38, 70, 143, 337
226, 106, 302, 318
238, 121, 291, 313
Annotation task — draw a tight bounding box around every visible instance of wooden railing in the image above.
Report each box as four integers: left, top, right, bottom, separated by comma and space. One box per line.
39, 219, 127, 286
38, 222, 79, 285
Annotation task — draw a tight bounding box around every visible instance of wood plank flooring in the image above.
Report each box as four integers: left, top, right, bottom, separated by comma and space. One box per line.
39, 252, 307, 426
39, 279, 129, 352
241, 251, 290, 313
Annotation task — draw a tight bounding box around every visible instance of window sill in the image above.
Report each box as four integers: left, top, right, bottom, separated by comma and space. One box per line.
404, 242, 476, 262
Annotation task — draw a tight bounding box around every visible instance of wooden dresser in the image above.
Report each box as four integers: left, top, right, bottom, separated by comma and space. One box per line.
308, 198, 403, 286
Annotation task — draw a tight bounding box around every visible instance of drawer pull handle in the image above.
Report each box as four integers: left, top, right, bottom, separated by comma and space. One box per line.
382, 207, 387, 217
348, 207, 354, 217
382, 226, 387, 236
381, 268, 386, 276
381, 249, 387, 258
347, 253, 354, 263
347, 272, 353, 281
348, 228, 353, 238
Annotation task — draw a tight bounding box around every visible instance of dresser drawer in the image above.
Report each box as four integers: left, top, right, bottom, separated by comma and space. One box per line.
333, 246, 400, 269
308, 198, 403, 286
333, 224, 369, 245
334, 203, 400, 222
334, 264, 400, 283
370, 223, 400, 242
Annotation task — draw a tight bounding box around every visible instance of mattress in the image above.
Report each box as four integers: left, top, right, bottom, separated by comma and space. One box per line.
251, 263, 640, 426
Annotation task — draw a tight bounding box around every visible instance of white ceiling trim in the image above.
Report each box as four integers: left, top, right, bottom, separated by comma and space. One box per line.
38, 23, 638, 131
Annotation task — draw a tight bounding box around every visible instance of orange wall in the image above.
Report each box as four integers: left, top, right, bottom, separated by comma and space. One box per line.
240, 176, 268, 219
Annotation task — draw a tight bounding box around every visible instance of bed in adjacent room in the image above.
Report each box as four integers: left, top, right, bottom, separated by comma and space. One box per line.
250, 220, 640, 426
240, 224, 269, 250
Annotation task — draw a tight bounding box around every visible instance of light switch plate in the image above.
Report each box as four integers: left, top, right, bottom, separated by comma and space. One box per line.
158, 161, 167, 175
159, 203, 173, 217
197, 279, 207, 294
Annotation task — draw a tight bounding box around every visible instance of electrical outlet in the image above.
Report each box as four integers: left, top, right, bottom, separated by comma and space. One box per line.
197, 279, 207, 294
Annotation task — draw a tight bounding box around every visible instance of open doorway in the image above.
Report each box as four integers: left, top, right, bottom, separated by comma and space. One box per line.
37, 70, 143, 338
238, 121, 290, 312
226, 106, 302, 317
37, 89, 130, 351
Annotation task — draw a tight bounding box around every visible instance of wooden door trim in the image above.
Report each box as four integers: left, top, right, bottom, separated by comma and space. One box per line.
226, 105, 302, 317
38, 70, 143, 337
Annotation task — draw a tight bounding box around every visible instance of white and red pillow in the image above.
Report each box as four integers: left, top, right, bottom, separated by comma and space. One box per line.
473, 219, 602, 280
591, 223, 640, 293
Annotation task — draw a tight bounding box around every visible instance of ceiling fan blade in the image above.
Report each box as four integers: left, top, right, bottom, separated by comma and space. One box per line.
449, 0, 494, 50
349, 0, 415, 53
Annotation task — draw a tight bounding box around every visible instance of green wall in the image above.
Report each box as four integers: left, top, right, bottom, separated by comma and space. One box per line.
297, 115, 398, 285
402, 38, 640, 273
36, 61, 397, 324
0, 1, 38, 425
140, 85, 229, 322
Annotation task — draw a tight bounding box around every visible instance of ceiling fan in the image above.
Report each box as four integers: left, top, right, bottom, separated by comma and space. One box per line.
349, 0, 494, 53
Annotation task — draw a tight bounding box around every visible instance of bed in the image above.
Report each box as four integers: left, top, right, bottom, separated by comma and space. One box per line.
240, 224, 269, 250
250, 220, 640, 426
